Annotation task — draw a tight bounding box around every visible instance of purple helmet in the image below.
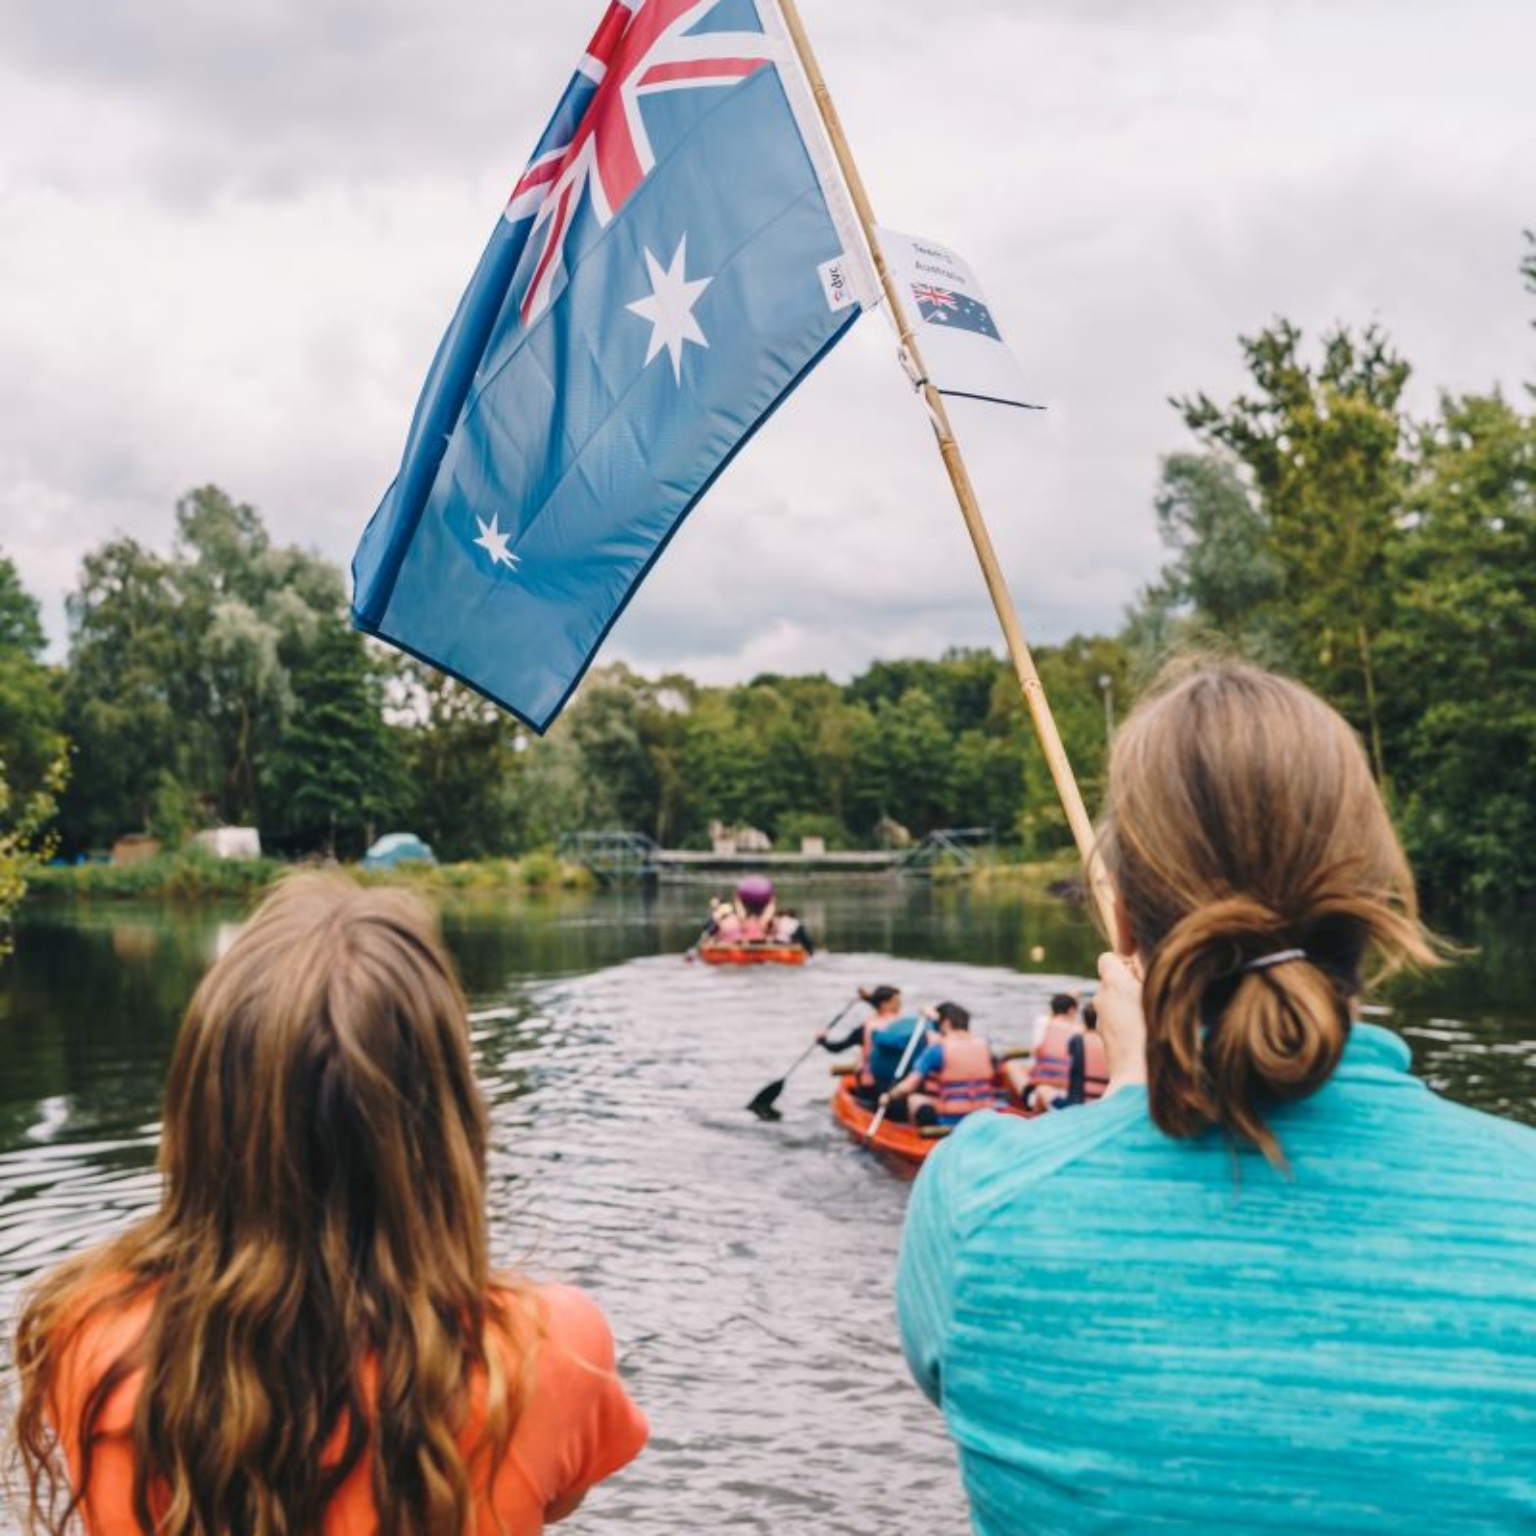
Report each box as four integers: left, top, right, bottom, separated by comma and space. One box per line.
735, 875, 775, 914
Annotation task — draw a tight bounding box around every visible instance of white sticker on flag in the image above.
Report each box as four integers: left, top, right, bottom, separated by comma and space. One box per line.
877, 229, 1039, 409
818, 255, 859, 314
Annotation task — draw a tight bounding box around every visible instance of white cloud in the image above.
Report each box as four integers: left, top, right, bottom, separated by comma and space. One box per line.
0, 0, 1531, 677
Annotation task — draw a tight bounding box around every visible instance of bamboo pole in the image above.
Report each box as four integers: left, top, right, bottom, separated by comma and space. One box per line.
775, 0, 1118, 938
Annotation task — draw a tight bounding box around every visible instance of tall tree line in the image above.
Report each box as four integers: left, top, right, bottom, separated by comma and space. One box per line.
1127, 236, 1535, 898
2, 237, 1531, 901
0, 498, 1124, 867
0, 560, 67, 949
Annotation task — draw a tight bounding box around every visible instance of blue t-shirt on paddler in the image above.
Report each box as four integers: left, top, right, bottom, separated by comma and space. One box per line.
896, 1024, 1536, 1534
868, 1017, 931, 1089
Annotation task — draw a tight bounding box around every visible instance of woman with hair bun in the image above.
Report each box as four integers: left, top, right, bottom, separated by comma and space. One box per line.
897, 661, 1536, 1533
13, 874, 646, 1536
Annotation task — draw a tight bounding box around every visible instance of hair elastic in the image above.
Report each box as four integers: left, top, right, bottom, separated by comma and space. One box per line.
1241, 948, 1307, 974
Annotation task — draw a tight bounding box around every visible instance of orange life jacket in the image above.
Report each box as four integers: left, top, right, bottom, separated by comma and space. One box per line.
927, 1033, 997, 1118
1028, 1017, 1079, 1089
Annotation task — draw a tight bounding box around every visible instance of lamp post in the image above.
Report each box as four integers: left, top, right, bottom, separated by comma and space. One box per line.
1098, 673, 1115, 746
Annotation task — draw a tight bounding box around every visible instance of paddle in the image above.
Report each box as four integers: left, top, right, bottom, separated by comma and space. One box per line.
747, 996, 862, 1120
862, 1009, 933, 1148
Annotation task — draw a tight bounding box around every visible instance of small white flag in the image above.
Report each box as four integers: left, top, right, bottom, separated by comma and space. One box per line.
878, 229, 1039, 409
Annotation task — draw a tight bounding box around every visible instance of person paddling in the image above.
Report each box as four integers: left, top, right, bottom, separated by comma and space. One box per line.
880, 1002, 998, 1128
771, 906, 815, 954
896, 661, 1536, 1534
705, 892, 744, 941
819, 985, 933, 1114
1008, 991, 1082, 1111
702, 875, 800, 948
14, 874, 647, 1536
1062, 999, 1110, 1107
1029, 990, 1079, 1053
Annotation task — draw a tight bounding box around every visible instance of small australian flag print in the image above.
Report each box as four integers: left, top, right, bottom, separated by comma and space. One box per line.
911, 282, 1001, 340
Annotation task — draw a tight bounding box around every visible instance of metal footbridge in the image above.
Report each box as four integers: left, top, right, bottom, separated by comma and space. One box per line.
559, 828, 992, 884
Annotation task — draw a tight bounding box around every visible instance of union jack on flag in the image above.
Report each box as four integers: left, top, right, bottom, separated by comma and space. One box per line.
354, 0, 873, 731
510, 1, 781, 322
911, 283, 958, 312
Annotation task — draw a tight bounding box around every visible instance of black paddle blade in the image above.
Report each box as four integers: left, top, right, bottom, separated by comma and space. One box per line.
746, 1080, 786, 1120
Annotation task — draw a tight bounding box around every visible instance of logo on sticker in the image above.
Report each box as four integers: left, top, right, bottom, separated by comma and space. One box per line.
818, 256, 857, 313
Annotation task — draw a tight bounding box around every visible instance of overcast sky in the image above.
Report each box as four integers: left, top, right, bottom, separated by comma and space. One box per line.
2, 0, 1531, 681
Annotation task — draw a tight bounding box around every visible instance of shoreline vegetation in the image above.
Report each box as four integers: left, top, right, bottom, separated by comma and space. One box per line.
4, 271, 1535, 944
22, 848, 1082, 906
24, 849, 595, 903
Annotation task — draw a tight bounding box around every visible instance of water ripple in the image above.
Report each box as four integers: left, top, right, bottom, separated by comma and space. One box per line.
2, 894, 1532, 1534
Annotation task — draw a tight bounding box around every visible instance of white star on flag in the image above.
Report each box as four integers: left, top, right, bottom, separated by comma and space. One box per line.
626, 236, 711, 384
472, 513, 521, 571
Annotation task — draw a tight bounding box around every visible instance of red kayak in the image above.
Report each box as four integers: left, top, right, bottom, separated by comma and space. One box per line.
830, 1071, 1036, 1168
830, 1077, 950, 1165
696, 941, 809, 966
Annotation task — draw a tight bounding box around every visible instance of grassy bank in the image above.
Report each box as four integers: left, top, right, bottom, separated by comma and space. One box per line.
930, 851, 1084, 901
354, 851, 595, 895
25, 846, 1075, 905
25, 849, 596, 903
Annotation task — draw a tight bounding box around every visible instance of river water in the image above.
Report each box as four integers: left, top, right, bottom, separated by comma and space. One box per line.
1, 883, 1532, 1534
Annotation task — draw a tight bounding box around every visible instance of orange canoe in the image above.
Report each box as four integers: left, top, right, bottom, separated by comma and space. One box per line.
830, 1074, 1035, 1167
830, 1078, 952, 1166
696, 941, 809, 966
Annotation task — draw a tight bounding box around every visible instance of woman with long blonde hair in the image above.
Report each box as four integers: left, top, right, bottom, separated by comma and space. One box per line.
897, 661, 1536, 1533
13, 874, 646, 1536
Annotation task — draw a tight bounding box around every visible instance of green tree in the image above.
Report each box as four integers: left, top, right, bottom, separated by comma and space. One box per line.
0, 553, 68, 817
1380, 392, 1536, 898
1014, 637, 1126, 852
850, 687, 952, 836
0, 556, 67, 954
264, 623, 407, 858
1177, 321, 1411, 779
948, 723, 1024, 837
1123, 452, 1285, 679
506, 722, 591, 851
635, 680, 696, 847
568, 678, 660, 832
0, 556, 47, 655
0, 756, 66, 960
172, 487, 344, 822
148, 769, 198, 853
393, 661, 527, 860
59, 488, 364, 852
58, 538, 185, 850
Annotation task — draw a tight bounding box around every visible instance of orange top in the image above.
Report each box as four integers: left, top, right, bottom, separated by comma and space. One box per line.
52, 1282, 648, 1536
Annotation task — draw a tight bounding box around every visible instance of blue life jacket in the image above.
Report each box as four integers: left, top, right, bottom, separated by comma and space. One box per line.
868, 1017, 930, 1089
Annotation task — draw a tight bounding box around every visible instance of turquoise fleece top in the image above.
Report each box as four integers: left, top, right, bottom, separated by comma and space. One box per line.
896, 1025, 1536, 1534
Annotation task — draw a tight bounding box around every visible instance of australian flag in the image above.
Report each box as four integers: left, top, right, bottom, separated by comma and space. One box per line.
352, 0, 867, 731
911, 282, 1001, 340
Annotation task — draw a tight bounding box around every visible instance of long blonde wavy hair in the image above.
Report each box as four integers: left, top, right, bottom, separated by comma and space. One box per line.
13, 873, 529, 1536
1097, 661, 1439, 1164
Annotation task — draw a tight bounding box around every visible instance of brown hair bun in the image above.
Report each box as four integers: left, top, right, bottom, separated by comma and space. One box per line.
1099, 662, 1437, 1165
